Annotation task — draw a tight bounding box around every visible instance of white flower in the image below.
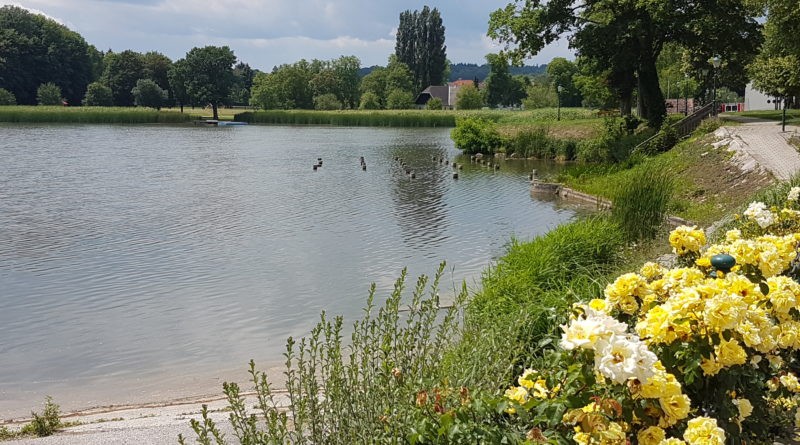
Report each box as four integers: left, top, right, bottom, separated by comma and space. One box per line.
595, 335, 656, 384
560, 312, 627, 351
743, 202, 775, 228
789, 186, 800, 202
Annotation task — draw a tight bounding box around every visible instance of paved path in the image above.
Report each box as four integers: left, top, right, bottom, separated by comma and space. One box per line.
719, 121, 800, 181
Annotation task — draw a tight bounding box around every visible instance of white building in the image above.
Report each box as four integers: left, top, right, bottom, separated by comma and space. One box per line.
745, 82, 777, 111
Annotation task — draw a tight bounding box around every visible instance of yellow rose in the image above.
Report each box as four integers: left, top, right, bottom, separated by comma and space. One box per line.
638, 426, 666, 445
733, 398, 753, 419
683, 417, 725, 445
716, 338, 747, 367
660, 394, 691, 426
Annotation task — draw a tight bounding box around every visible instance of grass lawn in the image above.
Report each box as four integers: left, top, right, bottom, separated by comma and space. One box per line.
723, 109, 800, 125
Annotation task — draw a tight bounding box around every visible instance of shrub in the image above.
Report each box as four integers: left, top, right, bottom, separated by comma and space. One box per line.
21, 396, 61, 437
426, 97, 443, 110
358, 91, 381, 110
456, 84, 484, 110
313, 93, 342, 110
508, 127, 554, 159
131, 79, 167, 110
37, 83, 62, 105
576, 137, 610, 163
693, 117, 722, 136
611, 164, 674, 240
0, 88, 16, 105
179, 264, 470, 444
450, 117, 503, 154
83, 82, 113, 106
640, 123, 679, 154
385, 89, 415, 110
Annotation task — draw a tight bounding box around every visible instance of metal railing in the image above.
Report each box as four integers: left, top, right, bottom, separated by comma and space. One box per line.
634, 101, 717, 152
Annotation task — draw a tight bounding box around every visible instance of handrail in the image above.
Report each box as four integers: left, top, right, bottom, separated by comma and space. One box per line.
633, 101, 717, 152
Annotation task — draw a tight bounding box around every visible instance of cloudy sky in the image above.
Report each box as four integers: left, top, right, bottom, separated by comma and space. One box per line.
5, 0, 572, 71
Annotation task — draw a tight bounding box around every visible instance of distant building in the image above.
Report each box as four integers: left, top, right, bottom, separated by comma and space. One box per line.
414, 79, 482, 109
745, 82, 777, 111
665, 98, 696, 114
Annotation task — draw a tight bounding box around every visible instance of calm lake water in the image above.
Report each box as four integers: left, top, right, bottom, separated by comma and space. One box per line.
0, 124, 578, 417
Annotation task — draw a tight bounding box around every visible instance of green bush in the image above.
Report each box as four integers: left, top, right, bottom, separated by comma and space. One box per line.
386, 89, 415, 110
313, 93, 342, 110
426, 97, 443, 110
456, 84, 484, 110
0, 88, 16, 105
83, 82, 113, 106
131, 79, 167, 110
37, 82, 62, 106
693, 117, 722, 136
358, 91, 381, 110
639, 123, 678, 154
450, 117, 503, 154
611, 164, 675, 241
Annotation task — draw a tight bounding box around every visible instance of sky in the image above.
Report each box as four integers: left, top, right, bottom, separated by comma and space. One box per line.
4, 0, 573, 71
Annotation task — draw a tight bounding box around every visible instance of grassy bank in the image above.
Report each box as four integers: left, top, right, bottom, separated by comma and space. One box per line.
556, 129, 774, 226
0, 106, 192, 123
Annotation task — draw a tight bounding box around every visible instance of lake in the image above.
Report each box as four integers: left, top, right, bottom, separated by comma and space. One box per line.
0, 124, 579, 418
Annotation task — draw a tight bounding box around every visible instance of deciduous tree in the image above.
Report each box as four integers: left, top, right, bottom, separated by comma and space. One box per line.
37, 82, 62, 105
132, 78, 167, 109
83, 82, 113, 106
395, 6, 447, 91
103, 50, 145, 106
183, 46, 236, 120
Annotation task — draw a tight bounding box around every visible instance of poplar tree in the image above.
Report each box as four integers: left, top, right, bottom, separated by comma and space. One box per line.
395, 6, 447, 92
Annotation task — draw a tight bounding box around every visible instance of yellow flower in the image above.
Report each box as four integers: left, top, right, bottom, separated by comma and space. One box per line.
669, 226, 707, 256
504, 386, 527, 413
641, 262, 666, 281
700, 355, 722, 376
660, 439, 687, 445
589, 298, 609, 313
703, 292, 747, 332
733, 398, 753, 419
638, 426, 666, 445
660, 394, 691, 426
716, 338, 747, 367
640, 368, 682, 399
573, 431, 591, 445
683, 417, 725, 445
780, 373, 800, 392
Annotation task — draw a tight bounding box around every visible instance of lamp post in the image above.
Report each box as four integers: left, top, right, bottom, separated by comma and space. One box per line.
711, 55, 721, 115
557, 84, 563, 121
684, 72, 690, 116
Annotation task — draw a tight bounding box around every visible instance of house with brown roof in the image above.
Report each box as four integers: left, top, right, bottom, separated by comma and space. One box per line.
414, 80, 480, 109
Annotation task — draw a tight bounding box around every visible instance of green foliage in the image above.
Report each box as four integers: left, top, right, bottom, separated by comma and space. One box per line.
0, 88, 16, 105
228, 62, 255, 106
0, 106, 191, 123
358, 92, 382, 110
455, 84, 483, 110
638, 122, 679, 155
27, 396, 61, 437
131, 78, 167, 109
360, 56, 415, 109
547, 57, 582, 107
183, 264, 469, 444
506, 127, 578, 160
522, 83, 557, 109
313, 93, 342, 110
102, 50, 145, 106
168, 59, 191, 110
576, 118, 653, 163
235, 110, 455, 127
141, 51, 173, 93
425, 97, 443, 110
485, 54, 526, 108
83, 82, 113, 106
385, 88, 415, 110
396, 7, 447, 91
36, 82, 63, 106
0, 5, 92, 105
748, 54, 800, 100
450, 117, 502, 154
183, 46, 237, 120
611, 165, 675, 241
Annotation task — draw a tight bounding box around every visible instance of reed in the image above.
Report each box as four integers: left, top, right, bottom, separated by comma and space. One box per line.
611, 164, 675, 241
235, 110, 458, 127
0, 106, 191, 123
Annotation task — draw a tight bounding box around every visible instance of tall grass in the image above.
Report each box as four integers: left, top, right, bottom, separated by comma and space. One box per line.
235, 110, 457, 127
0, 106, 191, 123
611, 164, 675, 241
451, 218, 625, 388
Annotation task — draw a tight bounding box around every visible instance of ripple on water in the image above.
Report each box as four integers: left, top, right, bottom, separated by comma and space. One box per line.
0, 124, 580, 418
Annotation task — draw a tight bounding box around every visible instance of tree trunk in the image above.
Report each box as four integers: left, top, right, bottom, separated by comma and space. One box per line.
180, 103, 184, 113
212, 103, 219, 121
637, 56, 666, 128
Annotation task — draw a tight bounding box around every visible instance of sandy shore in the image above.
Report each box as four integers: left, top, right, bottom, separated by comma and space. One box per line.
2, 391, 290, 445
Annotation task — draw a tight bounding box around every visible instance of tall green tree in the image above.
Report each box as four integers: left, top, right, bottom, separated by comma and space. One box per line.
331, 55, 361, 109
168, 58, 190, 112
749, 0, 800, 107
547, 58, 582, 106
229, 61, 256, 106
37, 82, 62, 105
142, 51, 172, 92
183, 46, 236, 120
484, 53, 526, 108
102, 50, 145, 106
83, 82, 113, 106
0, 5, 92, 105
249, 60, 315, 110
395, 6, 447, 91
359, 56, 414, 109
488, 0, 761, 127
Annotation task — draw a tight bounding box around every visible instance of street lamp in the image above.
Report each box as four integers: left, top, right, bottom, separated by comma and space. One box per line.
684, 72, 690, 116
711, 55, 721, 115
557, 84, 564, 121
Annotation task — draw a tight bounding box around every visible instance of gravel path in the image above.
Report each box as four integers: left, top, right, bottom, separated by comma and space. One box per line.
718, 121, 800, 181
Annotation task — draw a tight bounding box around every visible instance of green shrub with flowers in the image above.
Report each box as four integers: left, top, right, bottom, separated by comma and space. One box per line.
500, 186, 800, 445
